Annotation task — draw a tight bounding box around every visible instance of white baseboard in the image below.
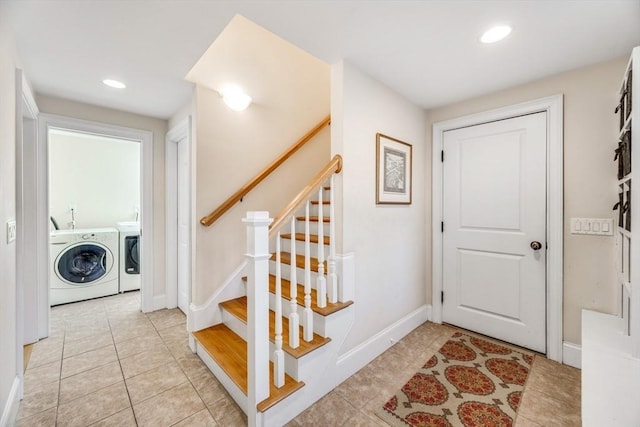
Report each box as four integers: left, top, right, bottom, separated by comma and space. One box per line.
335, 304, 428, 382
426, 304, 433, 321
562, 341, 582, 369
189, 261, 246, 332
152, 294, 167, 311
0, 377, 21, 427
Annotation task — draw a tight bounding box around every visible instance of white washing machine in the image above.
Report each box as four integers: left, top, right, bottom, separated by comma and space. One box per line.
116, 221, 140, 292
50, 228, 119, 306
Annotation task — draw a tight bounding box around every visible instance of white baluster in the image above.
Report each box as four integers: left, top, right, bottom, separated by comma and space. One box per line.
274, 233, 284, 387
316, 187, 327, 308
328, 176, 338, 303
289, 216, 300, 349
303, 202, 314, 341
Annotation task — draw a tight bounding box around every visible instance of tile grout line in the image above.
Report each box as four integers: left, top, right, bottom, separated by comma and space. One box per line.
108, 297, 140, 427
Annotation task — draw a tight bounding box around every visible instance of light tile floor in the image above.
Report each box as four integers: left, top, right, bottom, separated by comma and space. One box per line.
17, 292, 581, 426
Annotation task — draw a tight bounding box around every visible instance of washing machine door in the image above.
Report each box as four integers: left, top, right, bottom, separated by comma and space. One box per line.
125, 235, 140, 274
56, 242, 113, 285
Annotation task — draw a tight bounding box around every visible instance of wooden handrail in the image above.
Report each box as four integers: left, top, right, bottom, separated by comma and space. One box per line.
200, 116, 331, 227
269, 155, 342, 237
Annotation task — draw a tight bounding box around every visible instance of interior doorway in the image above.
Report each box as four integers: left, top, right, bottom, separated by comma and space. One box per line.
165, 117, 192, 315
36, 114, 154, 328
432, 95, 564, 362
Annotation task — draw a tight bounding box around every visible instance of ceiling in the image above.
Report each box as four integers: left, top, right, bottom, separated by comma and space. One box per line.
1, 0, 639, 119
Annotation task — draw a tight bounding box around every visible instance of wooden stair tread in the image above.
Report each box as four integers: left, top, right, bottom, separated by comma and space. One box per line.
296, 216, 330, 223
241, 275, 353, 316
272, 251, 326, 272
193, 324, 305, 412
310, 200, 330, 205
280, 233, 330, 245
220, 296, 331, 358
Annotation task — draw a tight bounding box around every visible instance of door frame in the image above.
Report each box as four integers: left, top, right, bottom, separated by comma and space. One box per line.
38, 113, 155, 313
431, 94, 564, 362
164, 116, 193, 315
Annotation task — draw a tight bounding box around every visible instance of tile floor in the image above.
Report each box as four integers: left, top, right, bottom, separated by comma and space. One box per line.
17, 292, 581, 426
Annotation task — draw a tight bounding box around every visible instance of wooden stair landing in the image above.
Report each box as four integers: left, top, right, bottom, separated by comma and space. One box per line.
220, 296, 331, 358
272, 251, 326, 273
193, 324, 304, 412
242, 275, 353, 316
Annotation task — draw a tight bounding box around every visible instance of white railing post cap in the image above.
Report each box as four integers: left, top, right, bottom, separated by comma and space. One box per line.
242, 211, 273, 225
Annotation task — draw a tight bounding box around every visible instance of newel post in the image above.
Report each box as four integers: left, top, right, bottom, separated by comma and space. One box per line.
243, 211, 272, 427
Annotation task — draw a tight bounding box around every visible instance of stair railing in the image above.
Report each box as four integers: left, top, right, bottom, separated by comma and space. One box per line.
244, 155, 342, 403
201, 116, 330, 227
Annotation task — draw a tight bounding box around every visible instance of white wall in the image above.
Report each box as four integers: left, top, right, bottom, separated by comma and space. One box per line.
0, 15, 19, 423
49, 130, 140, 229
35, 95, 168, 300
331, 61, 427, 353
426, 57, 626, 345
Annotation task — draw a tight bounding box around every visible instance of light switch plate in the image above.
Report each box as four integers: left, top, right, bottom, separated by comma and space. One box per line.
6, 220, 16, 243
570, 218, 614, 236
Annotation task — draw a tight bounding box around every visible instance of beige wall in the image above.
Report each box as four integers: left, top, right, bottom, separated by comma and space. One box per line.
194, 84, 330, 305
35, 95, 168, 299
0, 16, 18, 418
332, 61, 427, 352
426, 57, 627, 345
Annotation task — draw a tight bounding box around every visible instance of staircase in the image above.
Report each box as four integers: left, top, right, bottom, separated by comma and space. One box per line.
192, 155, 354, 426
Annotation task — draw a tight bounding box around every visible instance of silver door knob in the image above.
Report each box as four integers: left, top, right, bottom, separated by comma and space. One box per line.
530, 241, 542, 251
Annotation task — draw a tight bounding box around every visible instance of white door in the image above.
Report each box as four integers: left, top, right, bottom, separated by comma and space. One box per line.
442, 112, 546, 352
176, 134, 190, 314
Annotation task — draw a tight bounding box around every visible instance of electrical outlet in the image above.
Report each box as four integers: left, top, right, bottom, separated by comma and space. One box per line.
7, 220, 16, 243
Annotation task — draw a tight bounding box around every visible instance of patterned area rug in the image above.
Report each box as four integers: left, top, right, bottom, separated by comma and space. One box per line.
377, 331, 533, 427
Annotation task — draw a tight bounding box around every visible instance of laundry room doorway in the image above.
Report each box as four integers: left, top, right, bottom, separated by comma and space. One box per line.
38, 114, 154, 320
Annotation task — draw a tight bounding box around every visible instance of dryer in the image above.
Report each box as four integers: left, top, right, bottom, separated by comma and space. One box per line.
116, 221, 140, 292
50, 228, 119, 305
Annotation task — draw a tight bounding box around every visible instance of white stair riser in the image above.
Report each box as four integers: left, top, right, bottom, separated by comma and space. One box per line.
196, 342, 248, 414
278, 239, 328, 257
267, 293, 327, 336
222, 310, 248, 341
293, 221, 328, 236
269, 262, 325, 285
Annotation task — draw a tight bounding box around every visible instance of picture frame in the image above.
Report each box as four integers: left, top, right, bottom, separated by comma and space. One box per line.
376, 133, 412, 204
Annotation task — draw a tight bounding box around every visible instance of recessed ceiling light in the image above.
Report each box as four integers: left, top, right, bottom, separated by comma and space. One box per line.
480, 25, 512, 44
103, 79, 126, 89
219, 85, 252, 111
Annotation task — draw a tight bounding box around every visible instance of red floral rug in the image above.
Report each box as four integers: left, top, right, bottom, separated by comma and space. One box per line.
377, 331, 533, 427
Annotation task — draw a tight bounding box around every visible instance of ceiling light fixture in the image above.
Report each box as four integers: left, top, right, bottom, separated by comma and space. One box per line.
219, 85, 252, 111
480, 25, 512, 44
103, 79, 126, 89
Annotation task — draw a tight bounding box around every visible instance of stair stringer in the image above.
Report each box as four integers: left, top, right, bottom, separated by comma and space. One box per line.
260, 305, 355, 427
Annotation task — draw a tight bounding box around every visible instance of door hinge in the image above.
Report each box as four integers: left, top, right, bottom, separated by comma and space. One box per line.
441, 150, 444, 162
441, 221, 444, 233
441, 291, 444, 303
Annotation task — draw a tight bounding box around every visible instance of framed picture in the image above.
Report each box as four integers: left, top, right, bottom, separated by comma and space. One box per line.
376, 133, 412, 204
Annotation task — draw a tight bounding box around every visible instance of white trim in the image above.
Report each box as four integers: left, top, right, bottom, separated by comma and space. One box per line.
426, 304, 433, 322
431, 94, 564, 362
38, 114, 155, 313
562, 341, 582, 369
189, 261, 247, 332
152, 294, 167, 311
165, 116, 192, 312
335, 304, 428, 380
0, 377, 21, 427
